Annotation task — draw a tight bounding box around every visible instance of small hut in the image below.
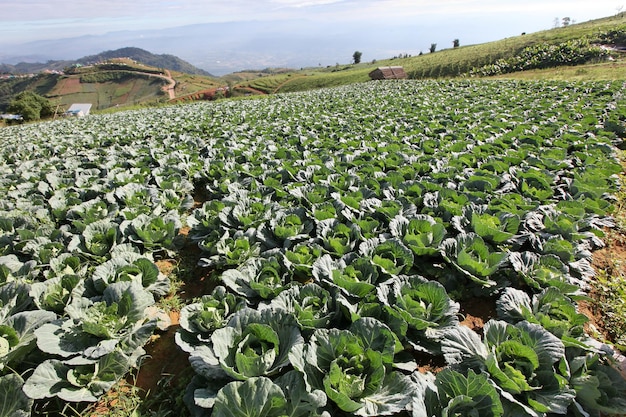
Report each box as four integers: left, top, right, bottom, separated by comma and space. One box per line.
368, 66, 407, 80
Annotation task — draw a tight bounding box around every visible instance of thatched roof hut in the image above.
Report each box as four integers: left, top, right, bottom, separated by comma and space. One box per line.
368, 66, 407, 80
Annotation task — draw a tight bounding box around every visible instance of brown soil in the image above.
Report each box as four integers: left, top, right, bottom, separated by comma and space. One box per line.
132, 311, 190, 397
587, 228, 626, 344
155, 259, 177, 276
130, 241, 210, 401
53, 77, 82, 95
459, 296, 497, 335
415, 351, 447, 374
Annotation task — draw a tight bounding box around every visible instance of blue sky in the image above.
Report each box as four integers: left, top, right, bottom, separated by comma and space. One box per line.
1, 0, 622, 45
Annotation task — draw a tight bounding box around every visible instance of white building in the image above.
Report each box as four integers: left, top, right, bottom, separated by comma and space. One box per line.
65, 103, 92, 117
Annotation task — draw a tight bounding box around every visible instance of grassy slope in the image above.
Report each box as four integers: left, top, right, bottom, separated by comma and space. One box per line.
229, 13, 626, 95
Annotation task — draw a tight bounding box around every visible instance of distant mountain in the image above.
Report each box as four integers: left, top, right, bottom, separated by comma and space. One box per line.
0, 47, 213, 76
0, 19, 434, 75
77, 47, 213, 76
0, 14, 555, 75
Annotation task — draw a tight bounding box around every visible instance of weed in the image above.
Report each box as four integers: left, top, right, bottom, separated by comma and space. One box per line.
137, 371, 194, 417
592, 268, 626, 350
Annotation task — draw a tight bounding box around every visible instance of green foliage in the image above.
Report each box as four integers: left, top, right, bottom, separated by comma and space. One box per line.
470, 39, 611, 77
7, 91, 53, 121
1, 79, 626, 417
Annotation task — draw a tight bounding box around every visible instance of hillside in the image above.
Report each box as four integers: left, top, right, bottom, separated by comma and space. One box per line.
77, 47, 213, 76
0, 47, 212, 76
3, 14, 626, 117
0, 55, 222, 113
235, 13, 626, 94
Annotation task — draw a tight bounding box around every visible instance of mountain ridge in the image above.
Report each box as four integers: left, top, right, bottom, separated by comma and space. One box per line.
0, 47, 213, 77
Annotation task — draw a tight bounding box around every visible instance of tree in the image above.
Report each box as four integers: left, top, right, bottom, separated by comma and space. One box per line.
453, 39, 460, 48
429, 43, 437, 53
7, 91, 54, 122
352, 51, 362, 64
562, 17, 571, 27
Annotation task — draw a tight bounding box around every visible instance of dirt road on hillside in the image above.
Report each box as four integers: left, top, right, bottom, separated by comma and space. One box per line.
160, 70, 176, 99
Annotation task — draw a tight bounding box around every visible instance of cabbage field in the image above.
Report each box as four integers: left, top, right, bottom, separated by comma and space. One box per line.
1, 79, 626, 416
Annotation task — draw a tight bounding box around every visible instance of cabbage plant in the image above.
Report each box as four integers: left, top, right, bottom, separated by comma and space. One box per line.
189, 308, 302, 382
389, 214, 446, 257
221, 255, 288, 300
313, 254, 381, 299
442, 321, 575, 415
260, 283, 340, 332
290, 318, 414, 416
176, 286, 248, 353
441, 233, 508, 287
379, 277, 459, 353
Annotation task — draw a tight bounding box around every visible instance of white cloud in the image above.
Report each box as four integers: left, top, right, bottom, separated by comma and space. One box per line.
0, 0, 621, 45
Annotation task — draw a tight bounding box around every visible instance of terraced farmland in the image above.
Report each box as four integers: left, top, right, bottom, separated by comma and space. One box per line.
1, 79, 626, 416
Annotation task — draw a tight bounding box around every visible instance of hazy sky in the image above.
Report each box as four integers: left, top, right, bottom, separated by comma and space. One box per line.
1, 0, 623, 45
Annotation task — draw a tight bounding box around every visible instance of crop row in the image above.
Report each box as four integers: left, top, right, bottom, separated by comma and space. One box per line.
0, 80, 625, 416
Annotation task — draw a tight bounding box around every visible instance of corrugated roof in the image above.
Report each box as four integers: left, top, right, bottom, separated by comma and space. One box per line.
369, 66, 407, 80
66, 103, 92, 116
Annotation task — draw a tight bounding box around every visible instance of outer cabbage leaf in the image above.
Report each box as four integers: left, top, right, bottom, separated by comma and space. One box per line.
0, 374, 33, 417
212, 377, 287, 417
0, 281, 32, 322
0, 310, 56, 372
22, 351, 129, 402
0, 255, 37, 283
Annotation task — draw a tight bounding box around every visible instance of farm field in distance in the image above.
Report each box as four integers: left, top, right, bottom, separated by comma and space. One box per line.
1, 79, 626, 416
